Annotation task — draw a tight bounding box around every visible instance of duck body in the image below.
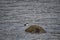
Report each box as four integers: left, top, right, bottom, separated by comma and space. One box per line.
25, 25, 46, 34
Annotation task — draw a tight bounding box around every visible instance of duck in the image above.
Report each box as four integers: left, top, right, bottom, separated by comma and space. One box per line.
24, 23, 46, 34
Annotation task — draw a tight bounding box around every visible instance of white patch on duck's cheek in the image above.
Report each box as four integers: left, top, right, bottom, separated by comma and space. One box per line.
24, 23, 28, 26
24, 23, 29, 29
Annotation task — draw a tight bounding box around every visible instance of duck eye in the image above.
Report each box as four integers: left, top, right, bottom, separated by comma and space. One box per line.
24, 24, 26, 26
24, 23, 28, 26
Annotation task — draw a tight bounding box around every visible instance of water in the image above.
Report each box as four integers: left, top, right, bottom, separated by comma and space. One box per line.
0, 0, 60, 40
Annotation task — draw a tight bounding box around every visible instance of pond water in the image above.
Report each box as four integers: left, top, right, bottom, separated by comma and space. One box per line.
0, 0, 60, 40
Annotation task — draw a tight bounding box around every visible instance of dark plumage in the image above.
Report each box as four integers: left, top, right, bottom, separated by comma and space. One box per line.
25, 25, 46, 34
